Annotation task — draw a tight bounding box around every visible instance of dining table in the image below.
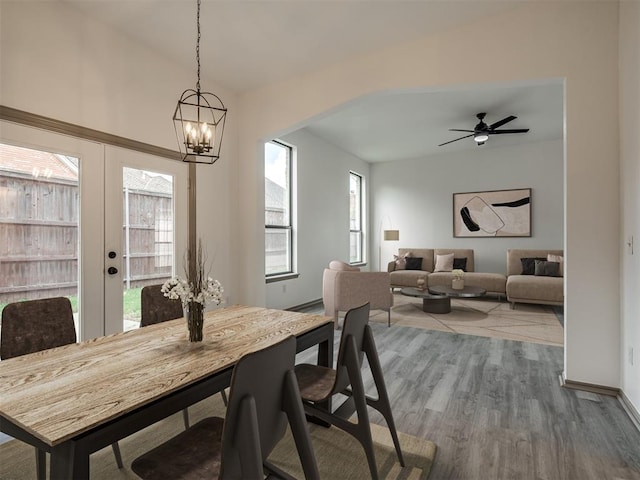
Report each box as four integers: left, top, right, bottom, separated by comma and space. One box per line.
0, 304, 334, 479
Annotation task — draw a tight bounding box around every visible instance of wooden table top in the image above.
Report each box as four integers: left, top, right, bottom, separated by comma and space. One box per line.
0, 305, 332, 447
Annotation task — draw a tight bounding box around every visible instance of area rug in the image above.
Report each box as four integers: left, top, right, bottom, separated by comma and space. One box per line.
0, 394, 436, 480
368, 293, 563, 347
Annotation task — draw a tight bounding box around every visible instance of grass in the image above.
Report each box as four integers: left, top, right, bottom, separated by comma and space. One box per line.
0, 288, 144, 318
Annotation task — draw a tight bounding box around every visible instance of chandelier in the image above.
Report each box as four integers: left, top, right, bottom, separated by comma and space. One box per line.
173, 0, 227, 164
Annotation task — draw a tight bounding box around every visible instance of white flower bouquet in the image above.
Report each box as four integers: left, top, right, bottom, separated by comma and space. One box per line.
161, 240, 223, 341
161, 276, 223, 307
452, 269, 465, 280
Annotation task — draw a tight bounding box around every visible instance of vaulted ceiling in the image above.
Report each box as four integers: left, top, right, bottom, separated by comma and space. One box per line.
62, 0, 564, 161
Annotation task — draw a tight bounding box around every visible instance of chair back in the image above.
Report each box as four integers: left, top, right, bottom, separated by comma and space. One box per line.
141, 284, 183, 326
219, 335, 298, 478
1, 297, 76, 360
334, 302, 370, 393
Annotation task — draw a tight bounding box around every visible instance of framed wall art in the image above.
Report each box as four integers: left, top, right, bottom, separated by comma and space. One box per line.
453, 188, 531, 237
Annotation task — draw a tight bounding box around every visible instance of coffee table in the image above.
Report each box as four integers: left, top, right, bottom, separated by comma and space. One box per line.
401, 285, 487, 314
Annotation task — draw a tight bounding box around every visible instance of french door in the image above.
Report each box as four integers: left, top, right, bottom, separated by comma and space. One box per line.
104, 146, 187, 335
0, 122, 188, 340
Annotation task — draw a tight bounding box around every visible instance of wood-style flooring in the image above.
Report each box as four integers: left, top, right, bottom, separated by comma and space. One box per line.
296, 313, 640, 479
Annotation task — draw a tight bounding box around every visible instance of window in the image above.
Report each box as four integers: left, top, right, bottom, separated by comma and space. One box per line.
349, 171, 363, 264
265, 140, 293, 277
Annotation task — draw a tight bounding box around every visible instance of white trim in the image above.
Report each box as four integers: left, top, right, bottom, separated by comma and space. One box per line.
619, 390, 640, 433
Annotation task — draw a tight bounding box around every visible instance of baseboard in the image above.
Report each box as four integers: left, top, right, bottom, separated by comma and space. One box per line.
286, 298, 323, 312
558, 373, 640, 432
619, 390, 640, 432
558, 372, 620, 397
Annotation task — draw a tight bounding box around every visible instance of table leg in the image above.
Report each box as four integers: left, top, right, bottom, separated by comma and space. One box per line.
423, 296, 451, 314
316, 324, 334, 370
50, 440, 89, 480
310, 322, 334, 425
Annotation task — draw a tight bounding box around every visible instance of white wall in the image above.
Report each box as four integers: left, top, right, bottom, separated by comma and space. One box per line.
619, 0, 640, 414
237, 2, 620, 388
0, 2, 238, 305
265, 129, 370, 309
1, 1, 628, 396
371, 139, 564, 273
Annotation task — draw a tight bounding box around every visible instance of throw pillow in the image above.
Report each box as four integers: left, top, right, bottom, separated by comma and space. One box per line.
535, 260, 560, 277
520, 257, 546, 275
453, 257, 467, 272
393, 253, 411, 270
405, 257, 423, 270
547, 254, 564, 276
434, 253, 454, 272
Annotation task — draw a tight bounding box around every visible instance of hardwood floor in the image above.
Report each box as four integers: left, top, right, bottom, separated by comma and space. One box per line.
296, 316, 640, 479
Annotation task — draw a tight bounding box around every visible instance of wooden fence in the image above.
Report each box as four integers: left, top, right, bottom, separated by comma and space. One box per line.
0, 171, 173, 304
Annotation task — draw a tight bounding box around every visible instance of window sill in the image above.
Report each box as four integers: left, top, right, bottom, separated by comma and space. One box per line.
266, 273, 300, 284
350, 262, 367, 268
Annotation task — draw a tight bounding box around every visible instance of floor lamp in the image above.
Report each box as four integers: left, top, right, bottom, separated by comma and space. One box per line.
379, 229, 400, 271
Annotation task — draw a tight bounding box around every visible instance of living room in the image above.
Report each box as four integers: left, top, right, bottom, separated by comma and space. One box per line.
265, 83, 564, 306
1, 0, 638, 477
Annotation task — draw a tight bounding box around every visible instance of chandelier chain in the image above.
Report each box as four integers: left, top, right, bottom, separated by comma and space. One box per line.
196, 0, 201, 91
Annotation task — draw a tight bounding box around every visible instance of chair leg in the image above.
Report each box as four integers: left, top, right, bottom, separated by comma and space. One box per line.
220, 388, 229, 406
387, 309, 391, 327
344, 337, 379, 480
363, 326, 405, 467
111, 442, 124, 469
282, 370, 320, 480
35, 447, 46, 480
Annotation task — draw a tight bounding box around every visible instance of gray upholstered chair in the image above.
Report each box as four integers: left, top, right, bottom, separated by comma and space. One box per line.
141, 284, 184, 327
0, 297, 124, 479
131, 336, 320, 480
295, 303, 404, 480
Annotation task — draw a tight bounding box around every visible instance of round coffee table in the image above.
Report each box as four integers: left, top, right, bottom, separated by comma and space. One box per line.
401, 285, 487, 314
400, 287, 450, 314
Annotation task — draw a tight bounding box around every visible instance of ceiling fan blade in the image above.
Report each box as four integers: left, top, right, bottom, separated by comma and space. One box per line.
488, 128, 530, 135
449, 129, 475, 133
438, 134, 474, 146
489, 115, 517, 129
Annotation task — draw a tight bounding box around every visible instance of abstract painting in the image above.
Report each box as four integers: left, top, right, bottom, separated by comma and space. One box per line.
453, 188, 531, 237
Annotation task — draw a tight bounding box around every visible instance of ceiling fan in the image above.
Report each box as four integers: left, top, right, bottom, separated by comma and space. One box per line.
438, 112, 530, 147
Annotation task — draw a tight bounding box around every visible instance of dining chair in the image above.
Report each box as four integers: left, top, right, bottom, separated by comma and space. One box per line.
140, 284, 228, 424
131, 335, 320, 480
0, 297, 124, 479
140, 283, 184, 327
294, 302, 405, 480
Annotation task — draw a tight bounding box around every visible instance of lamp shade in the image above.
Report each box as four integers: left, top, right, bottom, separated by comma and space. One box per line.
383, 229, 400, 241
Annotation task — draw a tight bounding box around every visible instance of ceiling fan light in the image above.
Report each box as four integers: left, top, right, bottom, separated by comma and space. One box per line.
474, 133, 489, 143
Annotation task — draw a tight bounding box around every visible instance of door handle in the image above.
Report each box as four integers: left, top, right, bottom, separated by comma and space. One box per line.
108, 266, 118, 275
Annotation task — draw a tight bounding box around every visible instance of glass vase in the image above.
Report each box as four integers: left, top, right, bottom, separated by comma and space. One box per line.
184, 301, 204, 342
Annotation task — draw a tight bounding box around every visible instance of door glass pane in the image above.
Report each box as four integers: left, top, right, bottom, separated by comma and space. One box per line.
122, 167, 174, 331
0, 143, 80, 333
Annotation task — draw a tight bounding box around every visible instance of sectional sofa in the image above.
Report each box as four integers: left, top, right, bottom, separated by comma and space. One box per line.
387, 248, 507, 297
506, 249, 564, 307
386, 247, 565, 308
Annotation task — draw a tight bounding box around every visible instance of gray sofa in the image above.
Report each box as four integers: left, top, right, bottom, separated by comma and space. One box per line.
506, 249, 564, 307
387, 248, 507, 297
